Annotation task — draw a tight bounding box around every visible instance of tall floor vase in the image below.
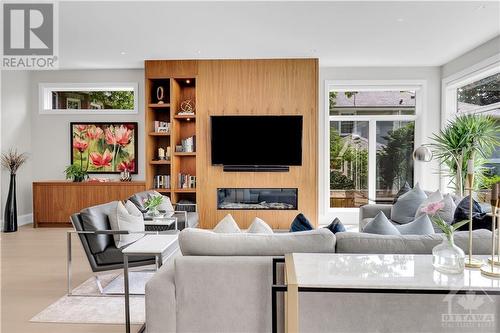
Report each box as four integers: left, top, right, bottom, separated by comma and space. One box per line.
3, 174, 17, 232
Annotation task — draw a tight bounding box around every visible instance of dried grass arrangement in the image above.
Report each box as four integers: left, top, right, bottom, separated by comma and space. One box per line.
1, 149, 28, 174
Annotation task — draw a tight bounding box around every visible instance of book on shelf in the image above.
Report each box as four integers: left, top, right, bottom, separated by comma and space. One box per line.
154, 175, 171, 189
154, 121, 171, 133
178, 173, 196, 189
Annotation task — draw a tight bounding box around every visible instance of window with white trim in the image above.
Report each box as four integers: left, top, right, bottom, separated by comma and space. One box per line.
39, 83, 138, 114
443, 61, 499, 183
326, 83, 422, 209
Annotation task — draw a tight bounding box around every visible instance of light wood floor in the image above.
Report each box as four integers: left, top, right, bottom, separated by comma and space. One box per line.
1, 225, 142, 333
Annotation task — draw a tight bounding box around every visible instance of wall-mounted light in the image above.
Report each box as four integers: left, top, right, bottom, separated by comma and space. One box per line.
186, 79, 191, 84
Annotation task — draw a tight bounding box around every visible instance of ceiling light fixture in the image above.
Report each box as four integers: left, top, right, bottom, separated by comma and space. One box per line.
120, 51, 126, 55
396, 18, 404, 23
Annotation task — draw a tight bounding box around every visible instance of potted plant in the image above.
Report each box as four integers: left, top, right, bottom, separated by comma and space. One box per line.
65, 164, 88, 182
422, 201, 469, 274
144, 195, 163, 217
430, 114, 499, 196
1, 149, 28, 232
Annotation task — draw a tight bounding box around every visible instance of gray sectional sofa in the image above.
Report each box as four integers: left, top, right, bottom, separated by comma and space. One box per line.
145, 228, 496, 333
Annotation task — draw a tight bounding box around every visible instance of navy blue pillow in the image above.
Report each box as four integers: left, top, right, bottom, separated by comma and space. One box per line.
393, 182, 411, 204
289, 213, 313, 232
453, 196, 491, 231
324, 218, 346, 234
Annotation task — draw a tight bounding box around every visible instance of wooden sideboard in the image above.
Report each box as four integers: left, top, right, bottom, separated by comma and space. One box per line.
32, 181, 146, 227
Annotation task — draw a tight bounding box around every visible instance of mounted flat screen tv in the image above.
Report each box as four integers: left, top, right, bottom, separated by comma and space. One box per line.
211, 115, 303, 166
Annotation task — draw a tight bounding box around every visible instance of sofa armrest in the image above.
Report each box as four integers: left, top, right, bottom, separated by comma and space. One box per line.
359, 204, 392, 230
145, 251, 181, 333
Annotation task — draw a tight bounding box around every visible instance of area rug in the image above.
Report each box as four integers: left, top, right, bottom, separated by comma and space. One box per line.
30, 271, 154, 324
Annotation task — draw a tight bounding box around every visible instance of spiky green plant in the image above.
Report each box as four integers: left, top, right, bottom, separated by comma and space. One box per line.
430, 114, 499, 196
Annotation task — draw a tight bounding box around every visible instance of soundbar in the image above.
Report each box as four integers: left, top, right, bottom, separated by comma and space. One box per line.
223, 165, 290, 172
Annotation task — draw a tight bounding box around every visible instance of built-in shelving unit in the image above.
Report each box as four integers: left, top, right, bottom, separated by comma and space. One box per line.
145, 71, 197, 205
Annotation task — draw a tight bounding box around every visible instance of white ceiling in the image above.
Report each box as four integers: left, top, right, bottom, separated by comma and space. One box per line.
58, 1, 500, 69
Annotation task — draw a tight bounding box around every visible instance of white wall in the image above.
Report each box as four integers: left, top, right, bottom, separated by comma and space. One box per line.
1, 71, 33, 226
30, 69, 145, 181
318, 66, 442, 226
441, 36, 500, 79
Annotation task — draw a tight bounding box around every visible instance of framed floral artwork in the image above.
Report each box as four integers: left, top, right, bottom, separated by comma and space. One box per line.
70, 122, 138, 174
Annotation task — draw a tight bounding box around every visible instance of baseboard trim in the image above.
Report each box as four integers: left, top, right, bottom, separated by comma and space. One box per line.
0, 213, 33, 228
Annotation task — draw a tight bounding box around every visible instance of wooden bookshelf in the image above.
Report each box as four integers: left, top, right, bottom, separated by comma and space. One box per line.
145, 71, 197, 205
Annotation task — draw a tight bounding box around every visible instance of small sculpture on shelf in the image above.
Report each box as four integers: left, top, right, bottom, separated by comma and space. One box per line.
178, 99, 195, 115
158, 147, 170, 161
156, 86, 165, 104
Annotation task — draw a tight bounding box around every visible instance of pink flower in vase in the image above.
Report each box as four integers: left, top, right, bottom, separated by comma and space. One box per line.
89, 150, 112, 168
421, 201, 445, 216
73, 138, 89, 152
86, 126, 103, 140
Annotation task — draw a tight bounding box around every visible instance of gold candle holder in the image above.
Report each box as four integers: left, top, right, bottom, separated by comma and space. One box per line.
481, 183, 500, 278
464, 171, 483, 268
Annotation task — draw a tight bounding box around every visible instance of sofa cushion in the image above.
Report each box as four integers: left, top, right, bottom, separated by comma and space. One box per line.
363, 212, 400, 235
95, 245, 154, 265
179, 228, 336, 256
453, 196, 492, 230
80, 201, 117, 254
213, 214, 241, 233
395, 214, 434, 235
390, 183, 427, 224
290, 213, 313, 232
335, 229, 492, 254
247, 217, 273, 234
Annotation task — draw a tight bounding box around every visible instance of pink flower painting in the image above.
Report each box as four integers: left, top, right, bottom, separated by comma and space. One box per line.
71, 123, 137, 173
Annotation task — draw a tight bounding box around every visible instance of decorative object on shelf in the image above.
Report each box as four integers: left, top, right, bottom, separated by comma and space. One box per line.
481, 182, 500, 278
144, 195, 163, 217
1, 149, 28, 233
70, 122, 138, 174
156, 86, 165, 104
175, 145, 184, 153
178, 173, 196, 189
464, 159, 483, 268
154, 121, 170, 133
178, 99, 195, 115
430, 114, 499, 196
412, 145, 433, 162
180, 136, 195, 153
120, 169, 132, 182
157, 147, 170, 160
87, 177, 111, 182
422, 200, 468, 274
64, 164, 88, 182
154, 175, 171, 189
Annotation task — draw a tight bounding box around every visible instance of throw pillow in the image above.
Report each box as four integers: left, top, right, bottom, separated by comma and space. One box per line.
289, 213, 313, 232
213, 214, 241, 233
453, 196, 492, 231
393, 182, 411, 204
396, 214, 435, 235
363, 212, 400, 235
108, 201, 145, 248
247, 217, 273, 234
157, 195, 175, 218
415, 190, 443, 217
324, 218, 346, 234
390, 182, 427, 224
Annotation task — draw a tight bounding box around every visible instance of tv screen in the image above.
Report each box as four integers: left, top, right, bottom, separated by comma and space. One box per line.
211, 115, 303, 166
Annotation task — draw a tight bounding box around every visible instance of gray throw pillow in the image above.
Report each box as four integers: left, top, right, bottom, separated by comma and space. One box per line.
247, 217, 273, 234
396, 214, 435, 235
213, 214, 241, 233
363, 212, 400, 235
390, 183, 427, 224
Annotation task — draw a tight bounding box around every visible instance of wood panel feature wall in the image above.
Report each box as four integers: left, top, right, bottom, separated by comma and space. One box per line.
145, 59, 318, 229
33, 181, 146, 227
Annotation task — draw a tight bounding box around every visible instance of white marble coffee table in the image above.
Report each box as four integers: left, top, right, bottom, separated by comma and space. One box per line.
275, 253, 500, 333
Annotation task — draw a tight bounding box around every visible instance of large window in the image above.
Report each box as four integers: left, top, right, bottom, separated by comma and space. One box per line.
327, 84, 420, 209
443, 58, 499, 188
39, 83, 138, 114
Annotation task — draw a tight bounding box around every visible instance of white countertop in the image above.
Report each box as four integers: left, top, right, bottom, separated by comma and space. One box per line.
291, 253, 500, 292
122, 234, 178, 255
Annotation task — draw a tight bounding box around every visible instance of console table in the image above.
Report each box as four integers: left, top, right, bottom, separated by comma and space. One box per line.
33, 181, 146, 227
273, 253, 500, 333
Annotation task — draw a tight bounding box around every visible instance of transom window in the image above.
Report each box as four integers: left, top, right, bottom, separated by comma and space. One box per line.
39, 83, 138, 114
326, 83, 421, 210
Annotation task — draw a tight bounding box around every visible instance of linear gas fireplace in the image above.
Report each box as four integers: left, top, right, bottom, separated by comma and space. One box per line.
217, 188, 298, 210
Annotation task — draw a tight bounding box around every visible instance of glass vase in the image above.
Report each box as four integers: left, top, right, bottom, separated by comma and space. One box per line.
147, 207, 161, 217
432, 234, 465, 274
